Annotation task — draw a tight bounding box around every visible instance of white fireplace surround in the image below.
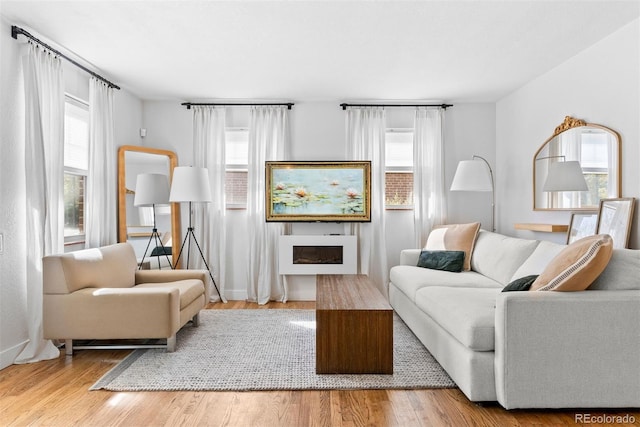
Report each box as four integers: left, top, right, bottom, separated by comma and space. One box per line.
278, 235, 357, 275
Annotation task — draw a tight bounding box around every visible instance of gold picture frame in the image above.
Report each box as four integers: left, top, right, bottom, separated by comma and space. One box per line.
265, 161, 371, 222
596, 197, 636, 249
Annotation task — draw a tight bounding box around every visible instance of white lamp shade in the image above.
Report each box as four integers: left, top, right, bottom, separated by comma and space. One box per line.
134, 173, 170, 206
169, 166, 212, 202
542, 161, 588, 192
450, 160, 493, 192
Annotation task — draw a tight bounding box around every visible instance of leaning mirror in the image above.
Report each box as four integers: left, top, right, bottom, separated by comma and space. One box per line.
533, 116, 621, 211
117, 145, 181, 268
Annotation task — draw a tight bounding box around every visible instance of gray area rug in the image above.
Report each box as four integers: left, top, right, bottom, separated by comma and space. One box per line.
91, 309, 455, 391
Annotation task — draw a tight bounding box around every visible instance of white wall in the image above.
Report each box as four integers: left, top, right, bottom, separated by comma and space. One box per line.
497, 18, 640, 248
0, 17, 144, 368
0, 18, 29, 369
142, 100, 495, 300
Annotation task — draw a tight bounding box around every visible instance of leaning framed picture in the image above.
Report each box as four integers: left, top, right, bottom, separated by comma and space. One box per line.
596, 197, 636, 249
566, 211, 598, 244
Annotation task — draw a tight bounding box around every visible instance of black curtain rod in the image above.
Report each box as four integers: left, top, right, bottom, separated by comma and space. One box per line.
182, 102, 294, 110
340, 103, 452, 110
11, 25, 120, 90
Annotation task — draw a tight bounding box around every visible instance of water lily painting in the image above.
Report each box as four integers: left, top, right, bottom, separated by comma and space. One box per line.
266, 161, 371, 222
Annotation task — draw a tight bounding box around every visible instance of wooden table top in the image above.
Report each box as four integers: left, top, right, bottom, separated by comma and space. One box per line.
316, 274, 392, 311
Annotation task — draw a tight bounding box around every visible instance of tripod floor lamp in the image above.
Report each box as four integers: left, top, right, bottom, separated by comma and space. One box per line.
134, 173, 173, 270
169, 166, 222, 300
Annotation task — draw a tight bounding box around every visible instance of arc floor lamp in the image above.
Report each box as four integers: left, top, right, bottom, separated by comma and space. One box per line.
169, 166, 222, 300
450, 155, 495, 232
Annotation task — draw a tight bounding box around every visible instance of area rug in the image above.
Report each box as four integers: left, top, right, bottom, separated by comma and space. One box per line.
91, 309, 455, 391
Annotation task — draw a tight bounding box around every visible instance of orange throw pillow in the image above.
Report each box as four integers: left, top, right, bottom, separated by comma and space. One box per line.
530, 234, 613, 291
424, 223, 481, 271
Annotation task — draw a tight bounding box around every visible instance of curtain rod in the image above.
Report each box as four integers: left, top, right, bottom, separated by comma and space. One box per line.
182, 102, 294, 110
11, 25, 120, 90
340, 103, 452, 110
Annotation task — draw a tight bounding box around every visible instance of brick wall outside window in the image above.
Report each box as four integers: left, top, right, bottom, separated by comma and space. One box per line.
226, 171, 248, 205
385, 172, 413, 207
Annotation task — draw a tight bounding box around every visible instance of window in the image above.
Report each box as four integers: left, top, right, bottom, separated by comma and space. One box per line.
385, 129, 414, 208
64, 97, 89, 243
225, 128, 249, 207
580, 130, 609, 207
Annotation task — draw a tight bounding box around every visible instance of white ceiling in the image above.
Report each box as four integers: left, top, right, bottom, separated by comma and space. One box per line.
2, 1, 639, 103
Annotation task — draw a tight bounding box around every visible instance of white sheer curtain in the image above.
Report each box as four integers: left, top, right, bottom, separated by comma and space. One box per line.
192, 106, 227, 302
345, 107, 388, 297
413, 107, 447, 247
247, 106, 289, 304
85, 78, 116, 247
16, 42, 63, 363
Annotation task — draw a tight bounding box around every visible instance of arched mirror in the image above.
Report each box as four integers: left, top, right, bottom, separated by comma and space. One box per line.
117, 145, 181, 268
533, 116, 621, 211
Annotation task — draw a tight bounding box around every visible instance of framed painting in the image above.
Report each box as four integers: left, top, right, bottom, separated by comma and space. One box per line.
596, 197, 636, 248
265, 161, 371, 222
566, 211, 598, 244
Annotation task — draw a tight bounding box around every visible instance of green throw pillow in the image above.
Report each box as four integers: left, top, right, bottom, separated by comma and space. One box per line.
502, 275, 539, 292
417, 250, 465, 273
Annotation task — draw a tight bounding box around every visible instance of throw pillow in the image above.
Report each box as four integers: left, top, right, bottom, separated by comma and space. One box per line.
529, 234, 613, 292
424, 222, 481, 271
502, 275, 538, 292
417, 250, 466, 273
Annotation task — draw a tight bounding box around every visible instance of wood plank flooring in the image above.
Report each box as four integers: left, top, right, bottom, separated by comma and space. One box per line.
1, 301, 638, 426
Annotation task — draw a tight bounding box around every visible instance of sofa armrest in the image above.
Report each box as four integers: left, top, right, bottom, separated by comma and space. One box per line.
135, 269, 208, 284
494, 290, 640, 409
400, 249, 421, 266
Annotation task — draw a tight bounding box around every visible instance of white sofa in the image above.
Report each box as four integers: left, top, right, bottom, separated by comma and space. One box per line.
389, 230, 640, 409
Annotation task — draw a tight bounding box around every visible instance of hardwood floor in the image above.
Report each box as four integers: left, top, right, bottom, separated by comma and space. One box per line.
1, 301, 638, 426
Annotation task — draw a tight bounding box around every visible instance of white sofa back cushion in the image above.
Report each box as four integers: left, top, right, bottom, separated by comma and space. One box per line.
589, 249, 640, 290
471, 231, 539, 285
509, 240, 566, 283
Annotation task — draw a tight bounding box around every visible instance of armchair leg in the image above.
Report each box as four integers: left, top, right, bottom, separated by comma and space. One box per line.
65, 339, 73, 356
192, 312, 200, 327
167, 335, 176, 352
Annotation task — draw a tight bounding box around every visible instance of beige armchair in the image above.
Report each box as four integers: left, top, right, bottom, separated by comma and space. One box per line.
43, 243, 209, 355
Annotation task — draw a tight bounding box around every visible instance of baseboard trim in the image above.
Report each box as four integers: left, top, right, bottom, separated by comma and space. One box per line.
0, 339, 28, 370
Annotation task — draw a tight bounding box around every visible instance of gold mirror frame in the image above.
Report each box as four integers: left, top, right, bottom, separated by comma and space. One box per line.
533, 116, 621, 211
117, 145, 181, 266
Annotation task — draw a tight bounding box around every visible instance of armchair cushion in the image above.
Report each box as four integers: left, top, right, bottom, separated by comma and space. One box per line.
136, 279, 205, 309
59, 243, 137, 292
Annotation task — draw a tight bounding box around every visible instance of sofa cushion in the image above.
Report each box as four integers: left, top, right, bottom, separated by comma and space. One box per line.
417, 250, 465, 272
530, 234, 613, 291
502, 275, 538, 292
589, 249, 640, 290
415, 287, 500, 351
470, 231, 540, 285
390, 265, 502, 303
510, 240, 565, 283
136, 279, 205, 309
425, 222, 480, 271
60, 243, 137, 292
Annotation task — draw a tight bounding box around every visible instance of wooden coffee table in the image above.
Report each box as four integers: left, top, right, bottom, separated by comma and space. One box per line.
315, 274, 393, 374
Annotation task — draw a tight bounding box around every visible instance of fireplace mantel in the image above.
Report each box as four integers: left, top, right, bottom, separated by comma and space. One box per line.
278, 235, 357, 275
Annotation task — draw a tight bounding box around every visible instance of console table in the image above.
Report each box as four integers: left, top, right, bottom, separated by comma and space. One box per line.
315, 274, 393, 374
